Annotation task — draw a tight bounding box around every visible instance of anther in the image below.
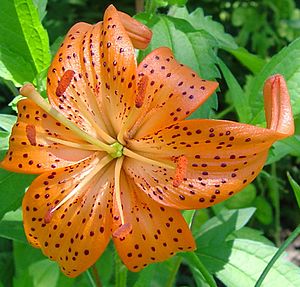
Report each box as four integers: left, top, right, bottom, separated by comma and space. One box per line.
56, 70, 75, 97
173, 156, 188, 187
135, 75, 148, 108
113, 223, 132, 238
44, 207, 54, 224
26, 124, 37, 146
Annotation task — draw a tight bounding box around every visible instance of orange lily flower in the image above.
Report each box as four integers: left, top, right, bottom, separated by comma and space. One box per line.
0, 5, 294, 278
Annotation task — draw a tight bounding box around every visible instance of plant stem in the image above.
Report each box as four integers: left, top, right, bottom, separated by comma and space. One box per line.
166, 257, 182, 287
91, 265, 103, 287
135, 0, 144, 12
255, 224, 300, 287
182, 252, 217, 287
145, 0, 156, 14
115, 251, 127, 287
268, 163, 281, 246
215, 105, 234, 119
86, 269, 97, 287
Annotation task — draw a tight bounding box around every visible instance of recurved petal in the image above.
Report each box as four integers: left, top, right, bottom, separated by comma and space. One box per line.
129, 47, 218, 138
112, 173, 195, 272
46, 21, 114, 141
1, 99, 92, 174
125, 119, 288, 209
22, 154, 114, 277
99, 5, 138, 135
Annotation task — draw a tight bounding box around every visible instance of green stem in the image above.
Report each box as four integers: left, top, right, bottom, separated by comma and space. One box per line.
268, 163, 281, 246
86, 269, 97, 287
115, 251, 127, 287
255, 224, 300, 287
182, 252, 217, 287
166, 256, 182, 287
145, 0, 156, 14
215, 105, 234, 119
91, 265, 103, 287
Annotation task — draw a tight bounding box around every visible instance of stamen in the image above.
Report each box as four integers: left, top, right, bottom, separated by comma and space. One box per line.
43, 155, 113, 222
123, 147, 175, 170
135, 75, 148, 108
46, 136, 102, 151
56, 70, 75, 97
114, 157, 125, 225
44, 206, 54, 224
20, 83, 117, 155
173, 156, 188, 187
26, 124, 37, 146
112, 157, 133, 238
113, 223, 132, 238
66, 77, 116, 144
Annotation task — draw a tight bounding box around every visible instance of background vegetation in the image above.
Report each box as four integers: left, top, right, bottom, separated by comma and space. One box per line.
0, 0, 300, 286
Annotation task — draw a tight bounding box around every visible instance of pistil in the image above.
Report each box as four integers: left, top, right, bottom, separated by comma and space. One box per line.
112, 157, 133, 238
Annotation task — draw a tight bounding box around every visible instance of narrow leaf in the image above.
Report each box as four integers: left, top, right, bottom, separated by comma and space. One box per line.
287, 173, 300, 209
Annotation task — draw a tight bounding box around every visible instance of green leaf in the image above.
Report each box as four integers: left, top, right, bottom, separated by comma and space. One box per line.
29, 260, 60, 287
225, 184, 257, 209
225, 47, 266, 75
0, 251, 14, 287
0, 163, 36, 220
254, 196, 273, 225
131, 257, 182, 287
32, 0, 47, 21
228, 227, 274, 246
0, 114, 17, 132
0, 220, 26, 243
217, 58, 252, 122
196, 208, 256, 244
287, 173, 300, 209
0, 0, 50, 85
169, 6, 237, 50
197, 239, 300, 287
266, 136, 300, 165
247, 38, 300, 125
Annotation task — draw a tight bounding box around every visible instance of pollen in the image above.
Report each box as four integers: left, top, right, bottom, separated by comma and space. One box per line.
135, 75, 149, 108
56, 70, 75, 97
26, 124, 37, 146
113, 223, 133, 238
44, 207, 54, 224
173, 156, 188, 187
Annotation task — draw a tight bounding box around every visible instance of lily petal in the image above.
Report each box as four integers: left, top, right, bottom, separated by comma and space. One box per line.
129, 47, 218, 138
22, 154, 114, 277
99, 5, 139, 135
126, 75, 294, 209
1, 99, 92, 173
46, 21, 113, 141
112, 173, 195, 271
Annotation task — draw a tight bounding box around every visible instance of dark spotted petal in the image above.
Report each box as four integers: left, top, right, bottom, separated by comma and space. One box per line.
112, 173, 195, 271
125, 118, 290, 209
1, 99, 92, 173
131, 47, 218, 138
22, 155, 114, 277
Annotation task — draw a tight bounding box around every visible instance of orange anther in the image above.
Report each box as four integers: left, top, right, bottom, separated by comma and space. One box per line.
56, 70, 75, 97
44, 207, 54, 224
135, 75, 149, 108
113, 223, 132, 238
26, 124, 37, 146
173, 156, 188, 187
